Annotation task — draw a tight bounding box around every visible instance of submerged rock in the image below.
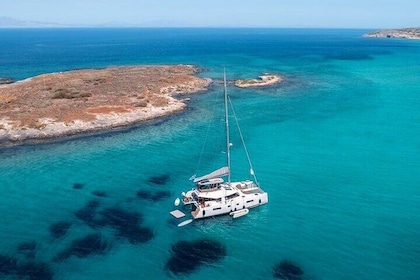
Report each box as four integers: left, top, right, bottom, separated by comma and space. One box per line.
54, 233, 109, 262
49, 221, 72, 239
165, 239, 226, 275
273, 260, 304, 280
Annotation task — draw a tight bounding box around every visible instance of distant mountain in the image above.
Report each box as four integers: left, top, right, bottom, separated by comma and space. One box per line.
0, 16, 199, 28
0, 16, 70, 28
137, 20, 193, 28
0, 16, 205, 28
364, 28, 420, 40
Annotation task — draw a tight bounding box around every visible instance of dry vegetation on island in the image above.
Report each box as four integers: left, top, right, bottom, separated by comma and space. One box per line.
0, 65, 210, 145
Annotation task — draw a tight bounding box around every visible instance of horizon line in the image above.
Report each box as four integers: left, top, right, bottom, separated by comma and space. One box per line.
0, 26, 396, 30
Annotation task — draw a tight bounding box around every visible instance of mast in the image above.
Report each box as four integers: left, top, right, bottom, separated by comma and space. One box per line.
224, 69, 231, 184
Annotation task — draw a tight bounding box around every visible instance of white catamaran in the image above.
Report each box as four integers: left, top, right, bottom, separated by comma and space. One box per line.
178, 72, 268, 220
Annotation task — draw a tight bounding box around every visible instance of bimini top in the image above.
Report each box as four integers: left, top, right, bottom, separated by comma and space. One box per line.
198, 178, 224, 186
193, 166, 229, 183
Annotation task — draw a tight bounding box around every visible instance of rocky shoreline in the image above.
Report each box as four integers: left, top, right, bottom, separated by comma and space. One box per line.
0, 65, 211, 147
363, 28, 420, 40
0, 77, 14, 85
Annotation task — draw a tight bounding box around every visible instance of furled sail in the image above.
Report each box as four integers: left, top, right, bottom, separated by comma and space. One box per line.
193, 166, 229, 183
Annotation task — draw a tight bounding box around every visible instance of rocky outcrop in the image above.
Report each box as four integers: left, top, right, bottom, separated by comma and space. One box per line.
363, 28, 420, 40
0, 77, 13, 85
0, 65, 211, 146
234, 74, 283, 88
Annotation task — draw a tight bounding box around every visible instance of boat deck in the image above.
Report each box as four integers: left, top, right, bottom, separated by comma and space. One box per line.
240, 188, 265, 194
234, 181, 265, 194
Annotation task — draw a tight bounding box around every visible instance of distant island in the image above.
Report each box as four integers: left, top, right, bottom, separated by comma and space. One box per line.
0, 16, 69, 28
0, 16, 189, 28
0, 65, 210, 146
234, 74, 283, 88
363, 28, 420, 40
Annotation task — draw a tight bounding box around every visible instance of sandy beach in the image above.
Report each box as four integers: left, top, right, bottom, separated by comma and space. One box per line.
0, 65, 211, 146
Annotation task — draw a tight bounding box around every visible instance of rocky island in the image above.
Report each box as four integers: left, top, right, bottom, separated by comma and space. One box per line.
0, 65, 211, 146
363, 28, 420, 40
234, 74, 283, 88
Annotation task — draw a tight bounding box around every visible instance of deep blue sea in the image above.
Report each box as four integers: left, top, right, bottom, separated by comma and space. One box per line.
0, 28, 419, 280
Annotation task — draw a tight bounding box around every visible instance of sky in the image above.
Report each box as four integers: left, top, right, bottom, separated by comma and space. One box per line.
1, 0, 419, 28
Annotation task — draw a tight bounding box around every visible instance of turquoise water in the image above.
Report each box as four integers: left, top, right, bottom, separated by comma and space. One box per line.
0, 29, 419, 279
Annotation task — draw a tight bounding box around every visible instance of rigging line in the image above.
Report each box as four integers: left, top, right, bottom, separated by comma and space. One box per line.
224, 69, 231, 184
194, 80, 223, 176
228, 96, 259, 186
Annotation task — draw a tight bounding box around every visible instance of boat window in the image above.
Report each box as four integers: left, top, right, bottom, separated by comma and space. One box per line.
246, 200, 254, 203
198, 182, 221, 191
213, 207, 221, 210
225, 193, 240, 200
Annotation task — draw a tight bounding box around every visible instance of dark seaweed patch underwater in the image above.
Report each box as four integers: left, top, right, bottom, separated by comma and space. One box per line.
137, 189, 153, 200
74, 199, 102, 228
273, 260, 304, 280
92, 190, 107, 197
137, 189, 172, 202
36, 198, 155, 278
152, 190, 171, 201
165, 239, 226, 275
0, 255, 18, 275
49, 221, 72, 239
54, 233, 109, 262
73, 182, 85, 189
147, 173, 171, 186
0, 254, 53, 280
100, 207, 154, 244
17, 262, 54, 280
74, 201, 155, 244
17, 240, 37, 259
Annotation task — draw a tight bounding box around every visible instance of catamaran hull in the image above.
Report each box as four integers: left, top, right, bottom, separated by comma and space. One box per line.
176, 72, 270, 222
190, 192, 268, 219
